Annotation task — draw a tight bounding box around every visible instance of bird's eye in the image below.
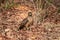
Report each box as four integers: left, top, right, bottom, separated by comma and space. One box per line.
28, 12, 32, 16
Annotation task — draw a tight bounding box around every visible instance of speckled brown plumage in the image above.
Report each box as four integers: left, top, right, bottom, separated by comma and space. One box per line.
19, 12, 33, 30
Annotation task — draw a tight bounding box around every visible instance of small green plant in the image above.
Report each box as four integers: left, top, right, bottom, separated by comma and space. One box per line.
46, 0, 52, 3
3, 0, 15, 10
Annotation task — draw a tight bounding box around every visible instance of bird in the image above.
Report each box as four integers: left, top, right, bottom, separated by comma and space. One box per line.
18, 12, 33, 30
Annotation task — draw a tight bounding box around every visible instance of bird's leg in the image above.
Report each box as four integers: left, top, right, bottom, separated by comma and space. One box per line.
25, 22, 30, 30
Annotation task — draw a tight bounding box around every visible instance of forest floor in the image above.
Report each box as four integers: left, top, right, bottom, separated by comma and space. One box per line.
0, 1, 60, 40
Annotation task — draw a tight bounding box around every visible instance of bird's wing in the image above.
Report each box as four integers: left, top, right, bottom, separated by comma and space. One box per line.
21, 18, 29, 25
19, 18, 29, 30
